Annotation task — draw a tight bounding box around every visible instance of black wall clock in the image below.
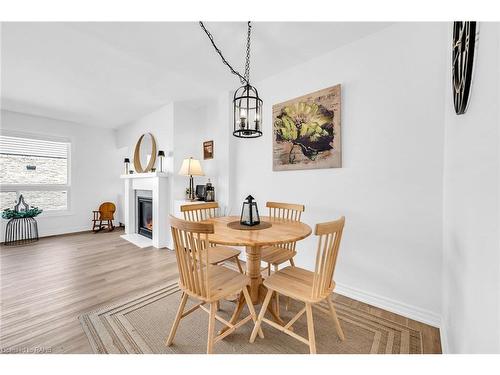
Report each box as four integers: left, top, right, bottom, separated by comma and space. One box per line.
452, 21, 477, 115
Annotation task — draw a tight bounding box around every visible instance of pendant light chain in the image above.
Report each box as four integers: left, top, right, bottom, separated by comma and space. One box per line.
244, 21, 251, 84
199, 21, 251, 85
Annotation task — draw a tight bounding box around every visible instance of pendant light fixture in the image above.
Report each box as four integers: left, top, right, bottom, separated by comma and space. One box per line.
200, 21, 263, 138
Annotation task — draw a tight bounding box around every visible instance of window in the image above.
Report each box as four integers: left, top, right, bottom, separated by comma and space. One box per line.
0, 134, 71, 212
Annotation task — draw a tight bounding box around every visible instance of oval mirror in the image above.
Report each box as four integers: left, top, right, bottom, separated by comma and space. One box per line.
133, 133, 157, 173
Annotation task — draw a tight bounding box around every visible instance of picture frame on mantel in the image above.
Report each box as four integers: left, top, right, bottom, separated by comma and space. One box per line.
203, 140, 214, 160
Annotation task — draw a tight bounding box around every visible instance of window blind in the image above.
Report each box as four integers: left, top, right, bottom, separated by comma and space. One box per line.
0, 135, 69, 159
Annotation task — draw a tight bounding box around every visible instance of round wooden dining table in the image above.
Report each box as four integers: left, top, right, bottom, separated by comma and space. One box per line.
205, 215, 312, 304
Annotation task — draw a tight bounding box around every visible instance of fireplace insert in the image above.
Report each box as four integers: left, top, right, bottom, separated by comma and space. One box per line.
137, 196, 152, 239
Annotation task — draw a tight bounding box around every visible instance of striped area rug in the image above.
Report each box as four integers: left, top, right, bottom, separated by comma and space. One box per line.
79, 282, 424, 354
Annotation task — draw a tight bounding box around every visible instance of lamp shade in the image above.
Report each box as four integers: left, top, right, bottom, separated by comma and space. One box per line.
157, 150, 165, 157
178, 157, 204, 176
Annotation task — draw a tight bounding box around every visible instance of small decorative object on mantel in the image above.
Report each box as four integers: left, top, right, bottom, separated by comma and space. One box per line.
157, 150, 165, 172
240, 195, 260, 226
273, 84, 341, 171
123, 158, 130, 175
452, 21, 478, 115
199, 21, 263, 138
203, 141, 214, 160
2, 194, 41, 246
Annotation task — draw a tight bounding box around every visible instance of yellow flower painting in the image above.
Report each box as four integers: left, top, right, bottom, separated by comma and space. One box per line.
272, 84, 341, 171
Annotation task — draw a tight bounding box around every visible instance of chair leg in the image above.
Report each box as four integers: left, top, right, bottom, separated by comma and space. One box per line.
305, 303, 317, 354
286, 259, 294, 310
242, 286, 264, 339
165, 292, 188, 346
274, 264, 280, 317
250, 289, 273, 343
220, 292, 245, 336
216, 301, 220, 311
207, 302, 217, 354
267, 263, 271, 276
327, 296, 345, 341
235, 256, 244, 274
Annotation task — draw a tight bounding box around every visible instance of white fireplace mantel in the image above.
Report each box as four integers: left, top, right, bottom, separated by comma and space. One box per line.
120, 171, 169, 249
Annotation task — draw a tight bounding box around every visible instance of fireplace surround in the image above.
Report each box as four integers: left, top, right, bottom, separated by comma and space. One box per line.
120, 171, 170, 249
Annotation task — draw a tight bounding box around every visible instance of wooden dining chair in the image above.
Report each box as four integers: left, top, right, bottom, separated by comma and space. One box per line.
261, 201, 305, 314
92, 202, 116, 232
166, 216, 263, 354
181, 202, 244, 274
250, 216, 346, 354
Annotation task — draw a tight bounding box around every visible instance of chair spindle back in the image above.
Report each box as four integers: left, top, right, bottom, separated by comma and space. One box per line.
311, 216, 345, 299
267, 201, 305, 251
182, 202, 219, 222
170, 216, 214, 300
267, 201, 304, 222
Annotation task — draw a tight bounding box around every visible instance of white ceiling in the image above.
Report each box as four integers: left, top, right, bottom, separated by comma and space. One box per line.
1, 22, 391, 128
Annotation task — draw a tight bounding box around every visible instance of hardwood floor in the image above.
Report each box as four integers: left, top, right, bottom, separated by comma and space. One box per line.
0, 230, 441, 354
0, 229, 178, 353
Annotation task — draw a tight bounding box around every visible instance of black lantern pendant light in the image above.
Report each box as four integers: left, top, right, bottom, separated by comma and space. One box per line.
200, 21, 263, 138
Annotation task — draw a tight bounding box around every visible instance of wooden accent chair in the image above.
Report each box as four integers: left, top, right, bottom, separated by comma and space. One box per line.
181, 202, 243, 273
250, 217, 346, 354
261, 201, 305, 314
166, 216, 263, 354
92, 202, 116, 232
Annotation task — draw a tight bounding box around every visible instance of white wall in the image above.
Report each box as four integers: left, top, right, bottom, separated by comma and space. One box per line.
172, 102, 207, 201
0, 110, 121, 239
442, 23, 500, 353
225, 23, 447, 324
170, 96, 234, 212
198, 93, 234, 212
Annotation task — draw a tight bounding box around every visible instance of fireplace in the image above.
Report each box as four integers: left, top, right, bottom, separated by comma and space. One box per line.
121, 172, 169, 249
137, 196, 153, 239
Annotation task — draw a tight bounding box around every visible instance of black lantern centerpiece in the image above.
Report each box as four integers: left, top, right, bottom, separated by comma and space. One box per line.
240, 195, 260, 226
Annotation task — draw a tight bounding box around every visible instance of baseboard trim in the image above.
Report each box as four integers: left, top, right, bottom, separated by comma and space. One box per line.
335, 282, 441, 328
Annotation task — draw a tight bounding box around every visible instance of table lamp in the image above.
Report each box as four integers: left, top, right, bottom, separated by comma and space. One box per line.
178, 157, 204, 201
